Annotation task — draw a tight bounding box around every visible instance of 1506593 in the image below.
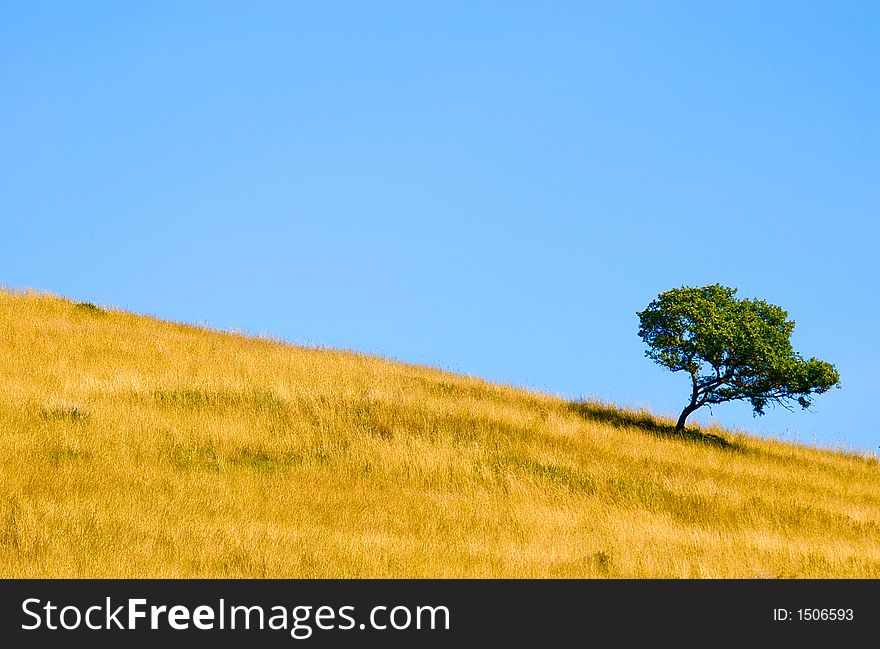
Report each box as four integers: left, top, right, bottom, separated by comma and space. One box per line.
797, 609, 854, 621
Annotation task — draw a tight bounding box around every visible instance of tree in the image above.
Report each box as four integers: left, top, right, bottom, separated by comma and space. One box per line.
637, 284, 840, 432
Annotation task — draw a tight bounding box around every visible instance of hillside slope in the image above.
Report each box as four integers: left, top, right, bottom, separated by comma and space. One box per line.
1, 289, 878, 578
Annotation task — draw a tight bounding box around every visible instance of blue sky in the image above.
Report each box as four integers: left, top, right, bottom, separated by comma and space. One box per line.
3, 2, 877, 452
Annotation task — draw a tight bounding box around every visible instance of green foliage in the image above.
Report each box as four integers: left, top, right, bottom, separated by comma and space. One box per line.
637, 284, 840, 429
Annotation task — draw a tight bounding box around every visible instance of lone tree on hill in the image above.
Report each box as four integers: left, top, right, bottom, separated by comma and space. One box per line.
637, 284, 840, 432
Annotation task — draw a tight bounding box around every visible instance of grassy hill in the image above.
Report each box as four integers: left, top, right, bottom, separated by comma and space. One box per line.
1, 288, 878, 578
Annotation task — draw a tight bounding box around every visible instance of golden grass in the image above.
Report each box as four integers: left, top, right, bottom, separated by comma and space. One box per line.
1, 288, 878, 578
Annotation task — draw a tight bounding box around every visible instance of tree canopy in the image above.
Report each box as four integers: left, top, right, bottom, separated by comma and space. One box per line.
637, 284, 840, 431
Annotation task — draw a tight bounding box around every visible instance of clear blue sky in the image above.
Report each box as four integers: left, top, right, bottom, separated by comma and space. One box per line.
3, 2, 877, 452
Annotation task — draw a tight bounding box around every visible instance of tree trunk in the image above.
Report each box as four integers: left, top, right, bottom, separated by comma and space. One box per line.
675, 404, 697, 432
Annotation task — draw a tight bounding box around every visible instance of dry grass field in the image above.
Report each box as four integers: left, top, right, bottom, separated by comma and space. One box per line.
1, 288, 878, 578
